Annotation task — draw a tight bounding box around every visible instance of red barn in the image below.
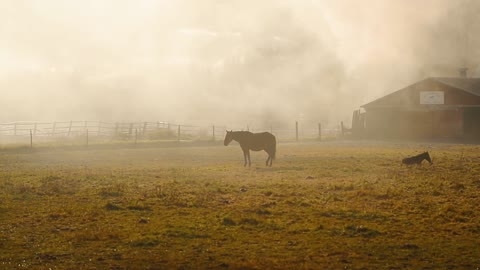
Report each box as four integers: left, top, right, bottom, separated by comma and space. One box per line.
359, 77, 480, 140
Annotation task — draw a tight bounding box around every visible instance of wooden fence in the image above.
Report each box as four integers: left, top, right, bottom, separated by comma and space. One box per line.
0, 121, 340, 146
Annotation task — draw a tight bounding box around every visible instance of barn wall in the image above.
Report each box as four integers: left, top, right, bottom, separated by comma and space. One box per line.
365, 109, 430, 139
464, 108, 480, 139
432, 110, 463, 138
365, 108, 464, 139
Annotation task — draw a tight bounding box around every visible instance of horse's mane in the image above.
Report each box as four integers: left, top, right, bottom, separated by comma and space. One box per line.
231, 131, 252, 138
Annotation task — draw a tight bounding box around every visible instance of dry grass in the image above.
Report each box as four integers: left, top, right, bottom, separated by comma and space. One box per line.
0, 141, 479, 269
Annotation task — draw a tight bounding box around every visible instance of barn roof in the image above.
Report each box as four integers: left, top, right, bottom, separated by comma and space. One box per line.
432, 77, 480, 96
362, 77, 480, 108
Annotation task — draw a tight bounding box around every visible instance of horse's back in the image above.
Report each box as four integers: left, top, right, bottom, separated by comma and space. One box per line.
247, 132, 276, 151
257, 132, 275, 138
253, 132, 275, 142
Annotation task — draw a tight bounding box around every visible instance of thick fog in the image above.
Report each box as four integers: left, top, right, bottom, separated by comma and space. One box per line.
1, 0, 479, 127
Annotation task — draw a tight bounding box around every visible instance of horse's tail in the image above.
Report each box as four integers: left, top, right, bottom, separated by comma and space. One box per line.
271, 135, 276, 160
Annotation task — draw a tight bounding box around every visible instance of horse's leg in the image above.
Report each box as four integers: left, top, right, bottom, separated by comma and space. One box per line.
264, 149, 271, 166
265, 149, 273, 167
243, 150, 247, 167
247, 150, 251, 167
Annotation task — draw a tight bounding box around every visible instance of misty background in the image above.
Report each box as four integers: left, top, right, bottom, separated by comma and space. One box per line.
1, 0, 479, 128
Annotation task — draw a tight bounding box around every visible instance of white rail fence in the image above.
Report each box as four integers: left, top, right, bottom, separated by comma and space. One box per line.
0, 121, 340, 146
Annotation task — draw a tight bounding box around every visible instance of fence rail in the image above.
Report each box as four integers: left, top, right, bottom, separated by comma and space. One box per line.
0, 120, 340, 146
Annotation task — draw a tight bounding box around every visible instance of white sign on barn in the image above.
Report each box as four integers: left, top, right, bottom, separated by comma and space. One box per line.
420, 91, 444, 105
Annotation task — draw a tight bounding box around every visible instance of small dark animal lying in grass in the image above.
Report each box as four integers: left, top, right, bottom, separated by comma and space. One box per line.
402, 151, 432, 165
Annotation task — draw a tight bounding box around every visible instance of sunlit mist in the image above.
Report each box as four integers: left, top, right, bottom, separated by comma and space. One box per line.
1, 0, 479, 127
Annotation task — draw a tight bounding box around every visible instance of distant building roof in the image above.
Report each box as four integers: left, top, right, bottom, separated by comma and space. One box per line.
361, 77, 480, 108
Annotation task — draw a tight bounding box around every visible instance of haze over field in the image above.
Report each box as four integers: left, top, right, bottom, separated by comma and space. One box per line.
1, 0, 479, 127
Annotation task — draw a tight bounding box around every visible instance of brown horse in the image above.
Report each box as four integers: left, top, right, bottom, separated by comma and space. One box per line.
402, 151, 432, 165
224, 131, 276, 167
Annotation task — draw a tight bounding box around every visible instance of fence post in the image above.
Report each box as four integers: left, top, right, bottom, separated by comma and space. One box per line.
135, 129, 138, 145
14, 123, 17, 136
212, 125, 215, 141
177, 125, 181, 142
115, 122, 119, 137
295, 121, 299, 142
30, 129, 33, 148
86, 129, 89, 147
318, 123, 322, 141
68, 121, 72, 136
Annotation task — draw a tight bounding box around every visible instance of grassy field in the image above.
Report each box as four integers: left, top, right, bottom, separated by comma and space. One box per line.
1, 141, 479, 269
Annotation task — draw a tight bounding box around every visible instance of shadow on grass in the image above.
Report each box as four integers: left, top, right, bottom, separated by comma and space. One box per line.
255, 166, 305, 172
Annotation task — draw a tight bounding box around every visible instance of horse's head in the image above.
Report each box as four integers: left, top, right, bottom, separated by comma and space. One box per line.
224, 130, 234, 146
424, 151, 433, 164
